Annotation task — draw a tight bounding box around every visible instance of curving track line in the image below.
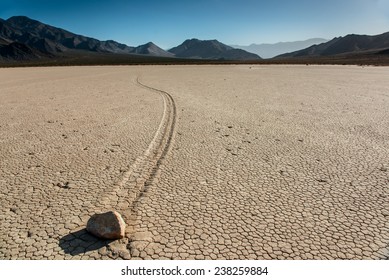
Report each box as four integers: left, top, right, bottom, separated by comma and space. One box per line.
135, 77, 177, 189
99, 76, 176, 218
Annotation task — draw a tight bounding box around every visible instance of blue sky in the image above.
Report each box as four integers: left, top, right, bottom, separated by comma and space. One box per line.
1, 0, 388, 48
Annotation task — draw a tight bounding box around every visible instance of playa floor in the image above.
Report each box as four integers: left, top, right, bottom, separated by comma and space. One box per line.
0, 65, 388, 259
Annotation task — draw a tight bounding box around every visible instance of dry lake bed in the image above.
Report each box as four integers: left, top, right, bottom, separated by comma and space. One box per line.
0, 65, 388, 260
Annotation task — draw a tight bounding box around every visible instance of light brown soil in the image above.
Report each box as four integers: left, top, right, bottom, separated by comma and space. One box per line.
0, 65, 388, 260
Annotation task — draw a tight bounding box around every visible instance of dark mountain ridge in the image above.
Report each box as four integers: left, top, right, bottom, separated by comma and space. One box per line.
1, 16, 134, 54
132, 42, 174, 57
0, 16, 260, 62
277, 32, 389, 58
0, 41, 45, 61
169, 38, 261, 60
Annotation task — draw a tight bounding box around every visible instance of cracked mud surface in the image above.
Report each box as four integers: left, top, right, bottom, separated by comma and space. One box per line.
1, 65, 388, 259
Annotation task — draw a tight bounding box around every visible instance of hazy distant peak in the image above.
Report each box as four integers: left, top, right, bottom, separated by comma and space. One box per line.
232, 38, 328, 58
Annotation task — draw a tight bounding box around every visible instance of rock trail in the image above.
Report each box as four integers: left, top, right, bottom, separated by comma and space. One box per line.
99, 76, 177, 214
90, 76, 178, 258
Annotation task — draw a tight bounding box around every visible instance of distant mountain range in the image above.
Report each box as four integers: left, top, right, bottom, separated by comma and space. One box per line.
0, 16, 260, 62
277, 32, 389, 58
1, 15, 389, 64
231, 38, 328, 58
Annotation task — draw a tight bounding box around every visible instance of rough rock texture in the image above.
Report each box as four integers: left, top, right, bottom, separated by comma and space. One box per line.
86, 211, 126, 240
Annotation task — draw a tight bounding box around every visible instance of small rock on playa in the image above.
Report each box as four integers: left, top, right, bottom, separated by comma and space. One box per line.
86, 211, 126, 239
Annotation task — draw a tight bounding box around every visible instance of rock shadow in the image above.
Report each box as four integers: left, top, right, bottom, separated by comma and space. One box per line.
59, 228, 113, 256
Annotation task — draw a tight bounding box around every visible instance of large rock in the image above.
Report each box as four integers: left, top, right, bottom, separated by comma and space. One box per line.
86, 211, 126, 239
